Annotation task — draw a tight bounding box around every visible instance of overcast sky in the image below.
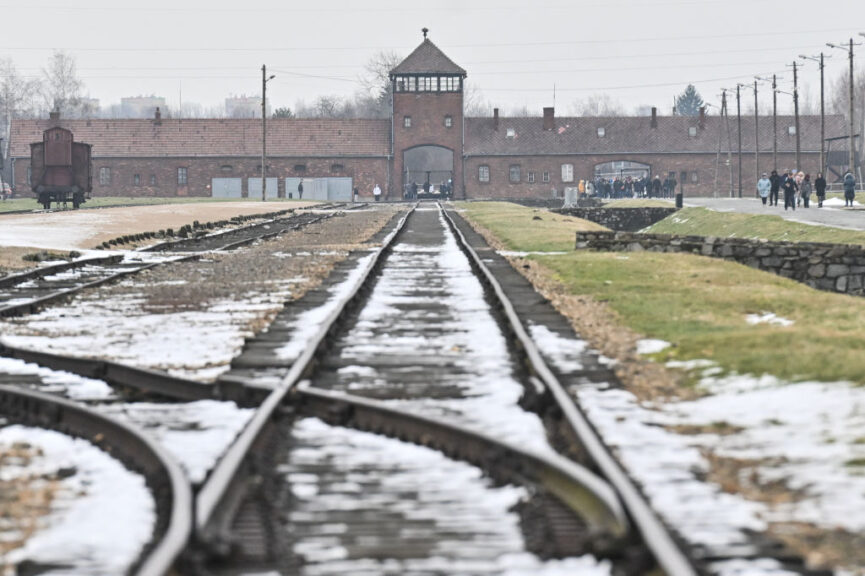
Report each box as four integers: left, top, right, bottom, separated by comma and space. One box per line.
3, 0, 865, 117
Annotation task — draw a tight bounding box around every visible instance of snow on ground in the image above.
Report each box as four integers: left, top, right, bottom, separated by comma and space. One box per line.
636, 338, 672, 355
334, 208, 555, 455
746, 313, 794, 327
97, 400, 253, 484
0, 279, 296, 382
498, 250, 569, 257
534, 327, 865, 574
0, 425, 155, 574
822, 198, 861, 208
285, 418, 612, 576
0, 356, 114, 401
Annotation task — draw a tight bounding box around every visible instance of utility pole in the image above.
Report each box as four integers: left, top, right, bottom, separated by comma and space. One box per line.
772, 74, 778, 171
736, 84, 742, 197
721, 89, 734, 198
828, 38, 861, 176
800, 53, 830, 175
793, 62, 800, 172
754, 80, 759, 187
261, 65, 275, 201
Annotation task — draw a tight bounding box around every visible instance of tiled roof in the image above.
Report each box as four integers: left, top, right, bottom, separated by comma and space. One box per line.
9, 118, 391, 158
390, 38, 467, 76
464, 114, 847, 156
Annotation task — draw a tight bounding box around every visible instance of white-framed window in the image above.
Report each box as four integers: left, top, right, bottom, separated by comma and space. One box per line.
99, 167, 111, 186
478, 165, 490, 183
691, 171, 699, 183
506, 127, 516, 138
561, 164, 574, 183
509, 164, 521, 183
688, 126, 698, 137
527, 171, 536, 183
441, 76, 460, 91
177, 167, 188, 186
542, 171, 550, 183
404, 116, 412, 128
597, 127, 606, 137
444, 115, 453, 128
788, 125, 796, 135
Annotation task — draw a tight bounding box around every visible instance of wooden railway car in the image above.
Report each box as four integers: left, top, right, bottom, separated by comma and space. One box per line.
30, 126, 92, 209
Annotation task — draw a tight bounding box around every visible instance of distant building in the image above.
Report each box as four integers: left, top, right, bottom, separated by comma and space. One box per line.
225, 96, 267, 119
121, 96, 167, 119
6, 35, 855, 199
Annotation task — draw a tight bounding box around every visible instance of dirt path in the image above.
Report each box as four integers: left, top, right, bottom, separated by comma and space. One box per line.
0, 201, 320, 252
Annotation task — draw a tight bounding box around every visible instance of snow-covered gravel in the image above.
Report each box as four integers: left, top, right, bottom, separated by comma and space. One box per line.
283, 417, 612, 576
0, 425, 155, 574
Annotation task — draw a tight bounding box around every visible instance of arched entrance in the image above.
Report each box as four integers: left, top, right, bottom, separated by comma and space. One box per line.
593, 160, 652, 180
403, 145, 454, 199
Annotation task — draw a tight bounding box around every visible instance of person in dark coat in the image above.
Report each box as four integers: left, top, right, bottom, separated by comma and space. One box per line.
800, 174, 812, 208
844, 171, 856, 206
782, 171, 798, 211
814, 172, 827, 207
652, 175, 662, 198
769, 170, 780, 206
297, 179, 304, 199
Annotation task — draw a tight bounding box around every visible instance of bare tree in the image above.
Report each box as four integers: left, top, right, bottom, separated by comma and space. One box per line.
358, 50, 403, 118
41, 51, 94, 118
828, 68, 865, 169
463, 81, 490, 117
569, 93, 625, 117
1, 58, 39, 135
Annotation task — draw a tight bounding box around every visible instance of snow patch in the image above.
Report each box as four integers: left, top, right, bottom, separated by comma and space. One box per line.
746, 313, 794, 327
636, 338, 671, 355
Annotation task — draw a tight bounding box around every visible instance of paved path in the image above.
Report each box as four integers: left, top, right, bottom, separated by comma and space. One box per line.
682, 196, 865, 231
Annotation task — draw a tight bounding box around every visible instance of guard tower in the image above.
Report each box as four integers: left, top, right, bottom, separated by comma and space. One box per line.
390, 29, 467, 199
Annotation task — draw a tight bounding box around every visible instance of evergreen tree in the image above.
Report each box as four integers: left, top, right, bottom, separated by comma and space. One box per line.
674, 84, 704, 116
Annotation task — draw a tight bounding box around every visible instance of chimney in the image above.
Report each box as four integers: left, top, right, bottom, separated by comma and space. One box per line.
543, 107, 555, 131
698, 106, 706, 130
48, 110, 60, 122
493, 108, 499, 131
650, 107, 658, 129
154, 107, 162, 125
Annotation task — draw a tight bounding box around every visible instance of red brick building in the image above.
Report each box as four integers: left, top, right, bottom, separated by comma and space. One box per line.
6, 36, 850, 200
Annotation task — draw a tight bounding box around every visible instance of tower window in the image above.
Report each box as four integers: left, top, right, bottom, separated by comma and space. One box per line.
404, 116, 412, 128
444, 115, 453, 128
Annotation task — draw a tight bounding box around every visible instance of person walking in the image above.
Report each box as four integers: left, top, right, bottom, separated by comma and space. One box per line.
586, 179, 595, 197
843, 171, 856, 206
815, 172, 827, 207
800, 174, 812, 208
769, 170, 780, 206
756, 172, 771, 205
783, 171, 798, 211
373, 183, 382, 202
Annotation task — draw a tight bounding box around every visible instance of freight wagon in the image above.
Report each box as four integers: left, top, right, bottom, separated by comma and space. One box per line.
30, 126, 92, 209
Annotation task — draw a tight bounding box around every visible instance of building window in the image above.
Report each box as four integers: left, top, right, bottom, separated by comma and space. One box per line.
293, 164, 307, 173
27, 166, 32, 185
441, 76, 460, 91
99, 167, 111, 186
331, 163, 344, 172
788, 125, 796, 135
177, 167, 187, 186
561, 164, 574, 182
542, 171, 550, 183
444, 115, 453, 128
527, 171, 536, 183
691, 171, 699, 183
478, 165, 490, 183
506, 128, 516, 138
597, 127, 606, 137
688, 126, 698, 137
509, 164, 521, 183
133, 174, 140, 185
220, 165, 233, 173
404, 116, 412, 128
150, 175, 157, 186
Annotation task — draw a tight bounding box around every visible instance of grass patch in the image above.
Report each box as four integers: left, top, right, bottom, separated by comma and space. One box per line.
646, 207, 865, 245
535, 250, 865, 384
0, 196, 312, 213
457, 201, 607, 252
844, 458, 865, 467
457, 202, 865, 386
21, 250, 81, 263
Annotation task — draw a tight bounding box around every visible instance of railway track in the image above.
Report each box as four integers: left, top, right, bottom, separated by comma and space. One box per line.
0, 207, 340, 318
0, 379, 192, 576
190, 203, 694, 575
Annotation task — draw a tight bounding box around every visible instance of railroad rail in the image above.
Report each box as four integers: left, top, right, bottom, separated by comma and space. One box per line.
0, 384, 192, 576
191, 203, 695, 575
0, 208, 337, 317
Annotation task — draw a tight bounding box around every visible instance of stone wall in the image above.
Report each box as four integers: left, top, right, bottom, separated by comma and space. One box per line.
558, 207, 677, 232
574, 231, 865, 295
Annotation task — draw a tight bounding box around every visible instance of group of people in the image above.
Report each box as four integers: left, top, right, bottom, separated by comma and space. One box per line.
403, 180, 453, 200
582, 174, 678, 199
756, 170, 857, 210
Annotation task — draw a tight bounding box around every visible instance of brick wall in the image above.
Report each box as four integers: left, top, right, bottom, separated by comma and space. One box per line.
392, 91, 463, 200
575, 231, 865, 296
13, 156, 389, 199
463, 152, 819, 199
